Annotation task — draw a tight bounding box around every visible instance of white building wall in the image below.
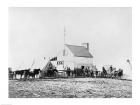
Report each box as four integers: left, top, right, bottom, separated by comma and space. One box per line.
73, 57, 93, 69
56, 46, 93, 70
63, 56, 93, 70
56, 47, 74, 70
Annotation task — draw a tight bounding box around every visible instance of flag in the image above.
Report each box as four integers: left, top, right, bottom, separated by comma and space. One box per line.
127, 59, 130, 63
50, 57, 57, 61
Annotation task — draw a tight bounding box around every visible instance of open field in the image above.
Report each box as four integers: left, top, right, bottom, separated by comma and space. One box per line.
9, 78, 132, 98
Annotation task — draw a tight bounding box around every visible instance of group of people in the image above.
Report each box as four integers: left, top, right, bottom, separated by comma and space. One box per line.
65, 65, 123, 79
101, 66, 123, 78
65, 67, 94, 77
9, 65, 123, 80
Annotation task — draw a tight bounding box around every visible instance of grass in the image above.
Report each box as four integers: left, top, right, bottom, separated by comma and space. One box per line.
9, 78, 132, 98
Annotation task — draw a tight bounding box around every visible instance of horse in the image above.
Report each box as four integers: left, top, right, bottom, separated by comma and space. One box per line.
24, 69, 39, 79
66, 67, 71, 77
9, 69, 14, 79
101, 67, 107, 78
23, 69, 30, 79
84, 67, 91, 77
90, 70, 94, 77
94, 70, 99, 78
29, 71, 35, 78
104, 65, 116, 78
33, 69, 41, 78
110, 69, 123, 79
75, 68, 85, 77
117, 69, 123, 79
14, 70, 25, 79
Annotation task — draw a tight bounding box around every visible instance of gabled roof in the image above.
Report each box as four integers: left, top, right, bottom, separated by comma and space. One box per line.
65, 44, 93, 58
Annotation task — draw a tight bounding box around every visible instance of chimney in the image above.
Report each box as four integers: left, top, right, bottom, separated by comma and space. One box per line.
82, 43, 89, 51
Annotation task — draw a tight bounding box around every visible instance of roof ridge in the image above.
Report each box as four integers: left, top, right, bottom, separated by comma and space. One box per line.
65, 44, 85, 47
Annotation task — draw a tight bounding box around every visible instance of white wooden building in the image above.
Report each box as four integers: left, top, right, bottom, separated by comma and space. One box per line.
51, 43, 94, 71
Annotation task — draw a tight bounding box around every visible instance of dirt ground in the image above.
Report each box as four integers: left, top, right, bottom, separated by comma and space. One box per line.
9, 78, 132, 98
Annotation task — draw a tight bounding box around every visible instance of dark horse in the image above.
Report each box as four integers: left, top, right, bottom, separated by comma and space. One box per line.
24, 69, 41, 79
117, 69, 123, 79
33, 69, 41, 78
23, 69, 30, 79
28, 71, 35, 78
14, 70, 25, 79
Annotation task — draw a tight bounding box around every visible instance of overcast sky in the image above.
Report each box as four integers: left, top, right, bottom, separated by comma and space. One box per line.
8, 7, 131, 76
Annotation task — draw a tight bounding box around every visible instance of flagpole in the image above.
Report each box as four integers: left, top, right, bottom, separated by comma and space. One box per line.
64, 25, 65, 46
63, 26, 66, 70
129, 61, 132, 70
64, 25, 66, 51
